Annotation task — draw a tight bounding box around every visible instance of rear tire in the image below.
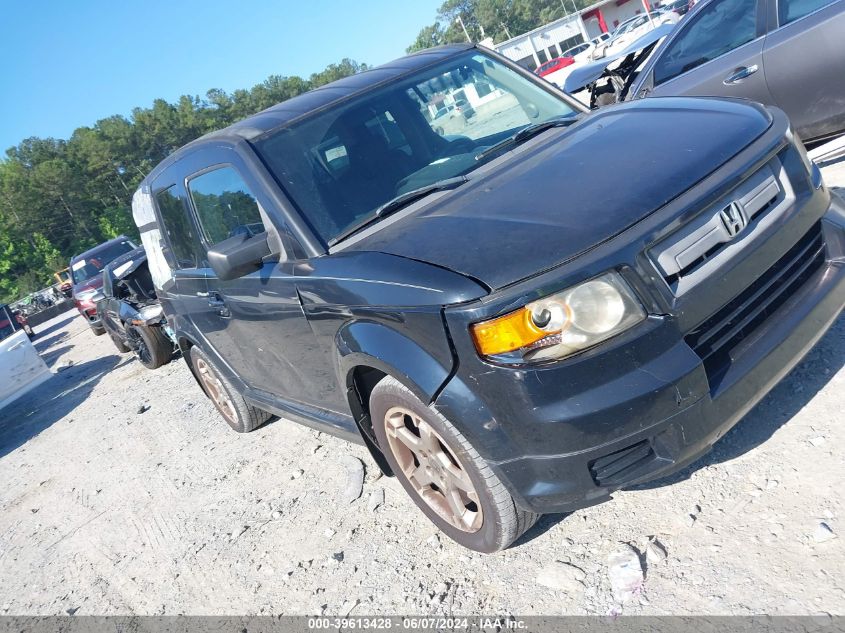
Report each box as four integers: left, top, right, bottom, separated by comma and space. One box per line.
188, 347, 271, 433
125, 325, 172, 370
369, 375, 539, 553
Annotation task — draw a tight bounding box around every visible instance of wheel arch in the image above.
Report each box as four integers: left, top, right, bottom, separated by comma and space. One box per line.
336, 320, 457, 477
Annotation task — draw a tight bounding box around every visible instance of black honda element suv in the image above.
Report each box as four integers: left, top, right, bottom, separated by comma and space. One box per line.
133, 44, 845, 552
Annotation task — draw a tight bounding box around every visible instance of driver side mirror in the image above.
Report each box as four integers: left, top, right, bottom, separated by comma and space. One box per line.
207, 231, 278, 281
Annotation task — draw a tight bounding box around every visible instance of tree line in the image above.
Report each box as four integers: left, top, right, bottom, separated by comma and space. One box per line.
407, 0, 596, 52
0, 60, 366, 302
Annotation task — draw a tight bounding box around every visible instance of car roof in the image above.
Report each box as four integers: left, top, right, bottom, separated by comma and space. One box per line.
70, 235, 134, 264
141, 44, 474, 187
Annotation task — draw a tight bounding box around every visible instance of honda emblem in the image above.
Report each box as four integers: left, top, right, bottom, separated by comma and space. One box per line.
720, 202, 748, 239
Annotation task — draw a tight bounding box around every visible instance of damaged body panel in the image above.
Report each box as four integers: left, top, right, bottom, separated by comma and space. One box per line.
97, 248, 177, 370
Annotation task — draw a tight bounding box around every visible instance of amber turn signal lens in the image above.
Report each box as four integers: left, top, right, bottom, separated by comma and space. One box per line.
471, 308, 549, 356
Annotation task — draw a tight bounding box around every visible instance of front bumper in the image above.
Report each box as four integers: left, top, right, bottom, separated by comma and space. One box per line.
437, 195, 845, 515
78, 306, 102, 328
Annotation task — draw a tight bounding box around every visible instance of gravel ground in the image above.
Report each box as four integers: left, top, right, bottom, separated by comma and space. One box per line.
0, 162, 843, 618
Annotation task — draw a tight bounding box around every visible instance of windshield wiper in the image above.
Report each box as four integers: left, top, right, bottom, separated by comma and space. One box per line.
329, 176, 468, 246
474, 116, 578, 162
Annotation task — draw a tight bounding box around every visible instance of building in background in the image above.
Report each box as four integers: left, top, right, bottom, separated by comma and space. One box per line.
494, 0, 657, 70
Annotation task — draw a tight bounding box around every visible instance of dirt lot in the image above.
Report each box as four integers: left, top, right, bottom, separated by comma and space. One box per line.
1, 163, 843, 618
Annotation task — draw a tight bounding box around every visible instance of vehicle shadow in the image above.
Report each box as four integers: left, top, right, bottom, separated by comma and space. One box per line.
40, 344, 76, 369
33, 330, 70, 353
30, 309, 78, 340
0, 354, 128, 460
514, 311, 844, 547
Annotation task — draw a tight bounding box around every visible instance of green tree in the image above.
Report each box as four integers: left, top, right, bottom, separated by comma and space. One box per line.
0, 56, 368, 303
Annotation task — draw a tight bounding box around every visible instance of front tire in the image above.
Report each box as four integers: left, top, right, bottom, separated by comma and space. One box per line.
125, 325, 172, 370
188, 347, 271, 433
369, 376, 539, 552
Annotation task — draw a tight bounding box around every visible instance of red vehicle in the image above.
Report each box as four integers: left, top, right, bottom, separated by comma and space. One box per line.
69, 236, 137, 335
534, 56, 575, 78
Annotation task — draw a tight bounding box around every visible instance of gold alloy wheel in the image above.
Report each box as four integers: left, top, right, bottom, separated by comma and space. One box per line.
195, 358, 237, 425
383, 406, 483, 532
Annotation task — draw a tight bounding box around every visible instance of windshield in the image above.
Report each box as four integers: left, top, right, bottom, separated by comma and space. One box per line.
254, 51, 577, 244
612, 15, 650, 38
71, 240, 136, 285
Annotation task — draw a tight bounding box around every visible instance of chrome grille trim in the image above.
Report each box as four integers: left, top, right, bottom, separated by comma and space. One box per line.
649, 158, 794, 295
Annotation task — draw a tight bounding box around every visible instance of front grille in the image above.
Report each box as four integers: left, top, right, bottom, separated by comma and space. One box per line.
686, 223, 826, 390
589, 440, 657, 487
650, 163, 785, 295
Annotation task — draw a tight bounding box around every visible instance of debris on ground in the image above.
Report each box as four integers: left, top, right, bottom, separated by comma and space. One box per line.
607, 545, 644, 604
646, 538, 668, 565
813, 522, 836, 543
136, 404, 150, 414
536, 561, 586, 592
338, 455, 364, 504
367, 488, 384, 512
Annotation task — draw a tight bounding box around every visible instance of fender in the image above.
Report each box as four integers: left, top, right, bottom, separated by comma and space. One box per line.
336, 320, 453, 406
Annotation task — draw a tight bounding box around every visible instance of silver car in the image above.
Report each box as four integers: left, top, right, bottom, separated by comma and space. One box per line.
628, 0, 845, 141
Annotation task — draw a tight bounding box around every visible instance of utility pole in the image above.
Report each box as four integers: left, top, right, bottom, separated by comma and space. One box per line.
456, 15, 472, 42
500, 22, 512, 39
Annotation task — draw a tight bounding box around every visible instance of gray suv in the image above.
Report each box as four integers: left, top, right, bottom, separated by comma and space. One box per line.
630, 0, 845, 141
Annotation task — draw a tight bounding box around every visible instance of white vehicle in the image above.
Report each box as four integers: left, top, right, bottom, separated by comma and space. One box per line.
561, 41, 596, 64
0, 305, 51, 411
592, 11, 679, 59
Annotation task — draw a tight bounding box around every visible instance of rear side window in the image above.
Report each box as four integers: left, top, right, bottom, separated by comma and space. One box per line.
156, 186, 200, 269
654, 0, 758, 84
187, 167, 265, 246
778, 0, 835, 24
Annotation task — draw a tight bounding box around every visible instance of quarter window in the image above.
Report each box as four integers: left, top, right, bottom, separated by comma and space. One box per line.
778, 0, 835, 24
156, 186, 201, 269
654, 0, 758, 85
187, 167, 265, 246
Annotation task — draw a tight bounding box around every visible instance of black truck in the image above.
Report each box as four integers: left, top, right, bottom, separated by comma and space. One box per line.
132, 44, 845, 552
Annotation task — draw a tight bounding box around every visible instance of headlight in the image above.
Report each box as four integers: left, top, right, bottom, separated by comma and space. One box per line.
135, 304, 164, 324
470, 272, 646, 363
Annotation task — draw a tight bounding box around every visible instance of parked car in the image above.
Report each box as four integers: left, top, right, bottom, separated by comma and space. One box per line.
96, 247, 175, 369
70, 236, 137, 335
0, 303, 51, 411
132, 43, 845, 552
593, 11, 679, 59
565, 24, 676, 107
627, 0, 845, 142
562, 41, 596, 64
660, 0, 692, 15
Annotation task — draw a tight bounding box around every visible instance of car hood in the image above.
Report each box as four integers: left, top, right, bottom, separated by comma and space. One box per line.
564, 23, 674, 93
72, 276, 103, 296
343, 98, 772, 291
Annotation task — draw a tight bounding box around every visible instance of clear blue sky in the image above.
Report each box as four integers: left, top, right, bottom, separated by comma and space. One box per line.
0, 0, 443, 152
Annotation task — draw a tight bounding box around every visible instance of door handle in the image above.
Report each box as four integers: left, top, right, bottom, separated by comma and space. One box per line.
207, 292, 231, 318
724, 65, 758, 85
